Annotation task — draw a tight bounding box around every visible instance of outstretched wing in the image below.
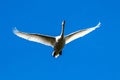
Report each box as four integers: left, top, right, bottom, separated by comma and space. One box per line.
13, 28, 56, 47
65, 22, 101, 44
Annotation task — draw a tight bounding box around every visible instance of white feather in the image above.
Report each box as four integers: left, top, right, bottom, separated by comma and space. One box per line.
13, 28, 55, 47
65, 22, 101, 44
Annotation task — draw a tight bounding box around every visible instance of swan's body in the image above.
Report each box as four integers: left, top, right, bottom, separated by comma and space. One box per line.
13, 21, 101, 58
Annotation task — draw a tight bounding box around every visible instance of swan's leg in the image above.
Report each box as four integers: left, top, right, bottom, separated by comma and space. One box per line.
59, 51, 62, 55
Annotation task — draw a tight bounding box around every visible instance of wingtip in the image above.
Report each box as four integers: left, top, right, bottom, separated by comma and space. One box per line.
13, 27, 19, 34
96, 22, 101, 28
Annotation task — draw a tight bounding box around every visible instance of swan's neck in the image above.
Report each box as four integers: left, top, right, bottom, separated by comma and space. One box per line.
60, 21, 65, 38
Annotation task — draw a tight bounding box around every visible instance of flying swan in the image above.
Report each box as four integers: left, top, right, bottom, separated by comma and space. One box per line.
13, 21, 101, 58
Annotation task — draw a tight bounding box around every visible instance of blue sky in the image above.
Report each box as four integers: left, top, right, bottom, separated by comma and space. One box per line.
0, 0, 120, 80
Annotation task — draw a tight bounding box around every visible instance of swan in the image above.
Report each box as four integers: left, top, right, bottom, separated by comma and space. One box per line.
13, 21, 101, 58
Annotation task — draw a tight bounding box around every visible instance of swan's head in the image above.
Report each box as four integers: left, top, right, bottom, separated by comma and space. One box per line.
62, 20, 65, 27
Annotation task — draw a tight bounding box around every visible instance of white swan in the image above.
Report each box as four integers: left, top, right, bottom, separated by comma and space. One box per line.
13, 21, 101, 58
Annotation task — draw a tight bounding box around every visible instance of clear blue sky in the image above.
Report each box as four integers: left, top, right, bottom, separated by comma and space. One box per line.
0, 0, 120, 80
